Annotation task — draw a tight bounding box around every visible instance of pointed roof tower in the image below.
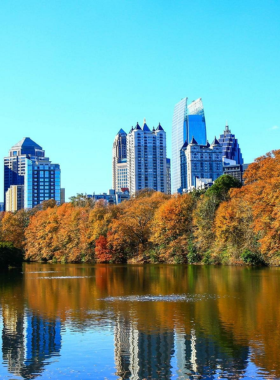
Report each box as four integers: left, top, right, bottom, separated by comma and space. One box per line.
116, 128, 127, 136
11, 137, 42, 151
142, 118, 150, 132
190, 136, 198, 145
181, 140, 188, 150
129, 126, 134, 133
211, 136, 220, 146
135, 122, 142, 130
156, 123, 164, 131
206, 140, 210, 148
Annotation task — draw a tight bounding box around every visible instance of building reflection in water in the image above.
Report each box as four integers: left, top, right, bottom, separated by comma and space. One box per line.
114, 316, 250, 379
2, 305, 61, 379
176, 330, 249, 379
114, 315, 175, 379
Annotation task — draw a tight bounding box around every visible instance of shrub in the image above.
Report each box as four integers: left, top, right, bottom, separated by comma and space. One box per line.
241, 249, 265, 266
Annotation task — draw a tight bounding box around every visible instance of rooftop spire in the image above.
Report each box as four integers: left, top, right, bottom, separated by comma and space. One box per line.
190, 136, 198, 144
211, 136, 220, 146
225, 122, 231, 134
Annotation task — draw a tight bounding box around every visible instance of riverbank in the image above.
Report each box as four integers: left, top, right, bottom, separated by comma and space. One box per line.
0, 150, 279, 267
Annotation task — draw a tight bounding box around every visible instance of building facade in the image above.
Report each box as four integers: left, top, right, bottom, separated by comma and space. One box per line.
166, 158, 171, 195
5, 185, 24, 212
219, 124, 243, 164
4, 138, 61, 210
187, 98, 207, 145
172, 97, 207, 193
127, 120, 167, 194
86, 188, 129, 205
182, 137, 223, 190
172, 98, 188, 193
112, 129, 128, 192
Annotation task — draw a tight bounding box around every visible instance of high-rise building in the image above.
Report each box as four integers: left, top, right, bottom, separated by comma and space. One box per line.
166, 158, 171, 195
4, 138, 61, 210
112, 129, 128, 192
181, 137, 223, 190
127, 120, 167, 194
172, 98, 188, 194
219, 124, 243, 164
187, 98, 207, 145
172, 97, 207, 193
5, 185, 24, 212
60, 188, 65, 204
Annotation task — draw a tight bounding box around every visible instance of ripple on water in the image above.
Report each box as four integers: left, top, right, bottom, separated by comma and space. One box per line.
98, 294, 220, 302
37, 276, 93, 279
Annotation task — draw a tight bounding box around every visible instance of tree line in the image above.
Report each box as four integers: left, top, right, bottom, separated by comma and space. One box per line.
1, 149, 279, 266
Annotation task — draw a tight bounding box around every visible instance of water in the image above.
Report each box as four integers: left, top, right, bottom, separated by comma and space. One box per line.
0, 263, 280, 379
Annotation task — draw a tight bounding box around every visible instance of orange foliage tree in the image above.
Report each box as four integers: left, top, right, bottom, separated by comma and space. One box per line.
150, 194, 195, 262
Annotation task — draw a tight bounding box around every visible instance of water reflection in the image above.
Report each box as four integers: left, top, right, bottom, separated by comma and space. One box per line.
114, 316, 174, 379
0, 264, 279, 379
2, 309, 61, 379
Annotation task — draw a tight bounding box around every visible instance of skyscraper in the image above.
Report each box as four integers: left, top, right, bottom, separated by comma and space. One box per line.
112, 129, 128, 192
166, 158, 171, 195
127, 120, 167, 194
4, 138, 61, 210
187, 98, 207, 145
172, 97, 207, 193
219, 124, 243, 164
172, 98, 188, 194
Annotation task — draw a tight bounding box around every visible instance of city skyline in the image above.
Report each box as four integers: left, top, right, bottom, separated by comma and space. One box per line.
0, 1, 279, 199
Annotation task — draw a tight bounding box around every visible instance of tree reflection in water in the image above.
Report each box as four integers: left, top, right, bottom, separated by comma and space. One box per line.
0, 264, 279, 379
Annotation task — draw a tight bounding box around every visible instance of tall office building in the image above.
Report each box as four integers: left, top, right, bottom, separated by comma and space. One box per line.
172, 97, 207, 193
127, 120, 167, 194
187, 98, 207, 145
166, 158, 171, 195
112, 129, 128, 192
181, 137, 223, 190
4, 138, 61, 210
5, 185, 24, 212
219, 124, 243, 164
172, 98, 188, 194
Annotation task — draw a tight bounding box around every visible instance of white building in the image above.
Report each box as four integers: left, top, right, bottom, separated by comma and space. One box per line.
181, 136, 223, 191
127, 120, 167, 194
112, 129, 128, 192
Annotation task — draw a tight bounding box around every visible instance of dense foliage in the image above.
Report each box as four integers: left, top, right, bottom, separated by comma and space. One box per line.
0, 150, 279, 266
0, 242, 23, 270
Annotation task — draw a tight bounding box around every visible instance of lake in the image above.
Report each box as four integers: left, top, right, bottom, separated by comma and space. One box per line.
0, 263, 279, 379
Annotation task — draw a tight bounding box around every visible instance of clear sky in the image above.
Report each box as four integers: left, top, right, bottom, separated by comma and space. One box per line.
0, 0, 279, 200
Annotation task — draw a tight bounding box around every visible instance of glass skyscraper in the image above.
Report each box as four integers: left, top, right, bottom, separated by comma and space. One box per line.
172, 97, 207, 193
4, 137, 61, 210
187, 98, 207, 145
172, 98, 188, 193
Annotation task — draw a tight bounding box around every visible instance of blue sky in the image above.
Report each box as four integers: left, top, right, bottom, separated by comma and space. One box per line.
0, 0, 279, 199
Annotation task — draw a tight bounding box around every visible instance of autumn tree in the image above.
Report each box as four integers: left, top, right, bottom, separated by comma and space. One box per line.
193, 175, 242, 258
150, 194, 196, 263
108, 191, 169, 261
1, 210, 32, 250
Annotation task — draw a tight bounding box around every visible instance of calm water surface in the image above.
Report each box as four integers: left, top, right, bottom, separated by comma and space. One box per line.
0, 264, 280, 379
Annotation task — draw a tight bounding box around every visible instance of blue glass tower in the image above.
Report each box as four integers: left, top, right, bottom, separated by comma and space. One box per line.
172, 98, 207, 193
187, 98, 207, 145
218, 124, 243, 164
